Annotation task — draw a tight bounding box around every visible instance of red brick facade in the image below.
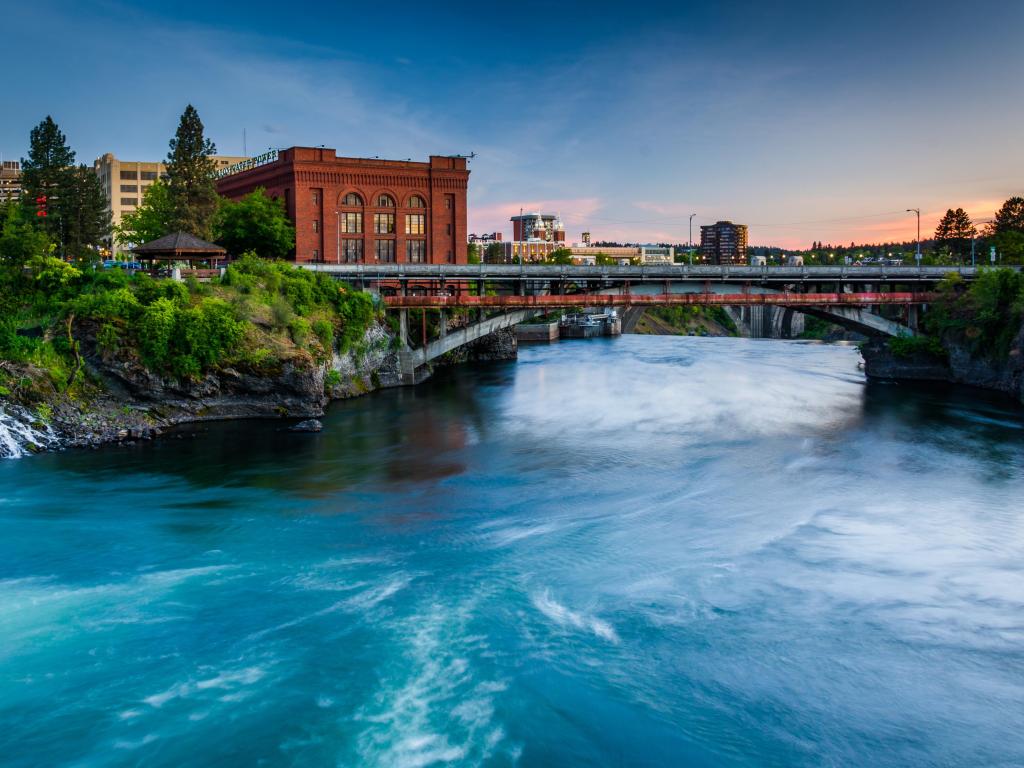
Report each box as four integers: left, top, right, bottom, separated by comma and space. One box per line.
216, 147, 469, 264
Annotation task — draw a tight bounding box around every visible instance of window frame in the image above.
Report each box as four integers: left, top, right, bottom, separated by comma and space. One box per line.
405, 213, 425, 235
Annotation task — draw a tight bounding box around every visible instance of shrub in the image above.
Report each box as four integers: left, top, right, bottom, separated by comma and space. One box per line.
312, 318, 334, 351
96, 323, 120, 354
138, 298, 178, 369
889, 335, 947, 360
289, 316, 311, 346
270, 295, 293, 329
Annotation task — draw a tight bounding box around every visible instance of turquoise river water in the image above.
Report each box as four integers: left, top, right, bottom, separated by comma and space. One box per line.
2, 336, 1023, 767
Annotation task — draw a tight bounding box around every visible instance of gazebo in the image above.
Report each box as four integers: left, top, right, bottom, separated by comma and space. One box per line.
132, 231, 227, 269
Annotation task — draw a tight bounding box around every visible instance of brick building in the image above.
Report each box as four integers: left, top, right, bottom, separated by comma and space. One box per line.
217, 147, 470, 264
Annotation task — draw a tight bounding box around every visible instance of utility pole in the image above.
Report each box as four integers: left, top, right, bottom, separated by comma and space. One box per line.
907, 208, 921, 266
689, 213, 696, 265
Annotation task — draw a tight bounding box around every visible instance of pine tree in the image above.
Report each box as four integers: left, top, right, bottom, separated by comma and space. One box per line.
20, 116, 76, 243
166, 105, 218, 239
62, 166, 111, 260
934, 208, 976, 262
990, 197, 1024, 234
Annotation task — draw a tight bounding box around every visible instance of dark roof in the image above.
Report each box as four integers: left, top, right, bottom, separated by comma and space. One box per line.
132, 231, 227, 256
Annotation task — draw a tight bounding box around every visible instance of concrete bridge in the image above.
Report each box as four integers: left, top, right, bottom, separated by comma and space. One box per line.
299, 263, 975, 381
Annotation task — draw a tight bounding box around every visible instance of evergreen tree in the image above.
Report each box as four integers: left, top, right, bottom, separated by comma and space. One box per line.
934, 208, 976, 262
166, 105, 218, 239
20, 116, 76, 243
990, 196, 1024, 234
62, 166, 111, 260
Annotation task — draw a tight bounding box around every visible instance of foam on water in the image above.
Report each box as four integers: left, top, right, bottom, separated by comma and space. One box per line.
0, 404, 59, 459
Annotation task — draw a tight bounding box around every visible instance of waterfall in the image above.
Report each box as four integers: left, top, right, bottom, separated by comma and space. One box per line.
0, 404, 59, 459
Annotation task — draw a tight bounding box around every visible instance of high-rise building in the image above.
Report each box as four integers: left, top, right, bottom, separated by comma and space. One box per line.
700, 221, 748, 265
0, 160, 22, 203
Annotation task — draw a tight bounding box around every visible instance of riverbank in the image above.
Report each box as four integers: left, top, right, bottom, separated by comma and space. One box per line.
861, 326, 1024, 403
0, 320, 401, 457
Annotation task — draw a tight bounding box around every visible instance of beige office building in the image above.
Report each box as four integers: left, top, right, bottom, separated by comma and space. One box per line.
93, 153, 248, 251
0, 160, 22, 203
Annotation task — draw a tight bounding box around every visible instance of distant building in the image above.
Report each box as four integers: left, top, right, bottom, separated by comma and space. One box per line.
639, 245, 675, 264
700, 221, 748, 265
94, 153, 248, 252
0, 160, 22, 203
750, 254, 767, 266
510, 212, 566, 243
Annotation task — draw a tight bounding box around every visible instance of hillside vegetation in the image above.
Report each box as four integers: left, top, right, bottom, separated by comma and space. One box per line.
0, 251, 376, 402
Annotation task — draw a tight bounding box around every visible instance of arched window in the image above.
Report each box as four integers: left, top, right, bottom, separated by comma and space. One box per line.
377, 194, 395, 207
342, 192, 363, 206
408, 195, 426, 208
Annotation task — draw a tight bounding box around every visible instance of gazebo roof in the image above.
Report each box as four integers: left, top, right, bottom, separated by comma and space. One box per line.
133, 232, 227, 259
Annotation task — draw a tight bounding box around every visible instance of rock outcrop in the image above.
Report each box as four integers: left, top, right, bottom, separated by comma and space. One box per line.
861, 323, 1024, 403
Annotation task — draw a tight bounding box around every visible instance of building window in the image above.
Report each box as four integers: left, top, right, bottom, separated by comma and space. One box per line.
343, 239, 364, 263
446, 223, 451, 235
119, 170, 137, 180
313, 220, 319, 233
312, 249, 320, 261
341, 212, 362, 233
408, 195, 426, 208
375, 239, 396, 262
374, 213, 395, 234
447, 249, 454, 263
312, 191, 319, 205
140, 171, 157, 180
342, 192, 363, 206
445, 195, 453, 210
120, 184, 137, 193
406, 240, 426, 263
377, 194, 395, 207
120, 197, 138, 206
406, 214, 425, 235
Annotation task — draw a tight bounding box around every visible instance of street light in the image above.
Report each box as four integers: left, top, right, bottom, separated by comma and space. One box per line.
907, 208, 921, 266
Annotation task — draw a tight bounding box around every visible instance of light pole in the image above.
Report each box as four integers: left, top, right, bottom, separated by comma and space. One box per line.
689, 213, 696, 265
907, 208, 921, 266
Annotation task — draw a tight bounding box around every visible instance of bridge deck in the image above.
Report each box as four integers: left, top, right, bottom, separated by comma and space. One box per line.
302, 263, 991, 284
385, 291, 937, 309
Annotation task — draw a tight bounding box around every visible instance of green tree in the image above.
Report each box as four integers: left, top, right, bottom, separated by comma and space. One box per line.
0, 202, 52, 267
212, 187, 295, 258
484, 242, 505, 263
20, 116, 76, 245
116, 180, 174, 247
61, 165, 111, 261
166, 105, 218, 239
467, 242, 480, 264
933, 207, 976, 263
547, 247, 573, 265
990, 196, 1024, 234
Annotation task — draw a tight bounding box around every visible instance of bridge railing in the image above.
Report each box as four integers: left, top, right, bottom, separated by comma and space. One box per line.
301, 263, 988, 282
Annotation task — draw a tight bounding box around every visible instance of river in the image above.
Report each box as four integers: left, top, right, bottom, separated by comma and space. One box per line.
2, 336, 1023, 767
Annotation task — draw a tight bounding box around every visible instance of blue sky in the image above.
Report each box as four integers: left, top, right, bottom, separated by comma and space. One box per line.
4, 0, 1022, 247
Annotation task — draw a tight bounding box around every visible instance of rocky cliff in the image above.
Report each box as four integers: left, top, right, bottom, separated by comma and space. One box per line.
0, 321, 404, 457
861, 323, 1024, 403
